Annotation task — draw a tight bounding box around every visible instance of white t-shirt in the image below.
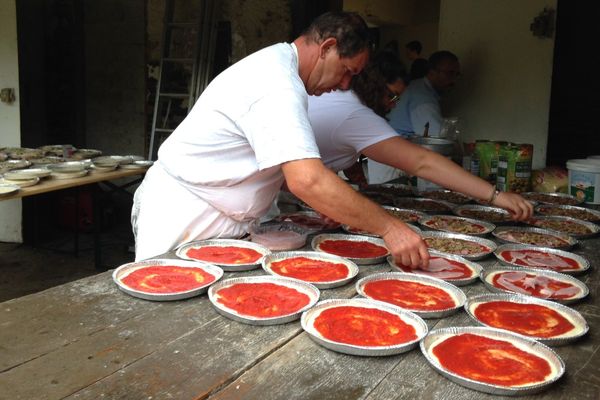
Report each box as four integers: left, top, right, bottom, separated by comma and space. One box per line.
132, 43, 321, 260
307, 90, 401, 182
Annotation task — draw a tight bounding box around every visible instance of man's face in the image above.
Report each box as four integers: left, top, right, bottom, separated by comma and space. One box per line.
429, 59, 461, 92
306, 40, 369, 96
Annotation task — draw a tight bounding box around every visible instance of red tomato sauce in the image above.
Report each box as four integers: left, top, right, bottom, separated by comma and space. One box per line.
216, 282, 310, 318
500, 250, 579, 271
318, 239, 388, 258
186, 246, 262, 264
270, 257, 349, 282
474, 301, 575, 338
314, 305, 417, 346
363, 279, 456, 311
433, 333, 552, 386
492, 272, 579, 300
122, 265, 215, 293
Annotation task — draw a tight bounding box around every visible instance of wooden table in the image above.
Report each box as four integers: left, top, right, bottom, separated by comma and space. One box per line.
1, 234, 598, 400
0, 167, 148, 268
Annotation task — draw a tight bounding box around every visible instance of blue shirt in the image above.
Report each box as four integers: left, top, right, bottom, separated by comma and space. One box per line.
388, 77, 442, 137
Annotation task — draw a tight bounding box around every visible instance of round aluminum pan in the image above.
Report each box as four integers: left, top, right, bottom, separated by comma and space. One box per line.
1, 176, 39, 187
50, 170, 88, 180
262, 251, 359, 289
121, 160, 154, 169
453, 204, 514, 224
301, 298, 428, 356
419, 214, 495, 236
480, 266, 589, 305
521, 192, 583, 206
493, 244, 590, 275
91, 163, 118, 172
355, 272, 466, 318
341, 222, 421, 237
382, 205, 426, 224
71, 148, 102, 159
420, 326, 565, 395
0, 183, 20, 197
387, 251, 483, 286
394, 197, 455, 214
311, 233, 389, 265
274, 211, 341, 233
47, 161, 86, 173
416, 189, 472, 205
3, 168, 51, 180
420, 231, 497, 260
464, 293, 589, 346
535, 204, 600, 223
525, 215, 599, 239
492, 226, 578, 250
360, 183, 414, 198
208, 275, 320, 325
6, 147, 45, 160
176, 239, 270, 271
28, 157, 61, 166
112, 258, 224, 301
0, 159, 32, 172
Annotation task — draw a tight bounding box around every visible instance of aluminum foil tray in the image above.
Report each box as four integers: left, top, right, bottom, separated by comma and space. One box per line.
311, 233, 389, 265
493, 244, 590, 275
492, 226, 578, 250
453, 204, 514, 224
420, 326, 565, 396
464, 293, 589, 346
420, 231, 497, 260
521, 192, 583, 206
387, 251, 483, 286
419, 214, 495, 236
0, 183, 20, 197
355, 272, 466, 318
416, 189, 472, 205
208, 275, 320, 325
480, 266, 589, 304
524, 215, 599, 239
275, 211, 341, 233
382, 205, 426, 224
176, 239, 270, 271
341, 222, 421, 237
535, 204, 600, 223
262, 251, 359, 289
394, 197, 455, 214
112, 258, 224, 301
301, 298, 428, 356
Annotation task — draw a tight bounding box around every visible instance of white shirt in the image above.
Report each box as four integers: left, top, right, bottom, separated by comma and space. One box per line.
307, 90, 402, 183
132, 43, 321, 260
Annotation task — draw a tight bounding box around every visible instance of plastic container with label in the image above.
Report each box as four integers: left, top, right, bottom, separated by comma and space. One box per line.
567, 158, 600, 204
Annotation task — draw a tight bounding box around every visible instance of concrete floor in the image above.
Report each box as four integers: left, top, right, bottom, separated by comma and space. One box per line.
0, 221, 135, 302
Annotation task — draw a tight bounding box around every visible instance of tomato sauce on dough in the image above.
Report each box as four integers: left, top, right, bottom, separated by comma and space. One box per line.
363, 279, 456, 311
216, 282, 310, 318
122, 265, 215, 293
186, 246, 262, 264
270, 257, 348, 282
433, 333, 552, 386
500, 249, 579, 271
314, 305, 417, 346
318, 239, 388, 258
473, 301, 575, 338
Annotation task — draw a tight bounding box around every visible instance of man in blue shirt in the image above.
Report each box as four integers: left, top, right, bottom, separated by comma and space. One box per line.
388, 50, 460, 137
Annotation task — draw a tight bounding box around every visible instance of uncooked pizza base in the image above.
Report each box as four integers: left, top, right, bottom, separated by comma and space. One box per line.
362, 279, 459, 311
484, 270, 583, 301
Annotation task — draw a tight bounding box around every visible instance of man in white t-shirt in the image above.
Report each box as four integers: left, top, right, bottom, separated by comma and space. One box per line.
308, 51, 533, 222
132, 12, 431, 269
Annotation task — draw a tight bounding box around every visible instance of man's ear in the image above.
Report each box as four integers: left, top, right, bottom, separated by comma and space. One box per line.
319, 37, 338, 59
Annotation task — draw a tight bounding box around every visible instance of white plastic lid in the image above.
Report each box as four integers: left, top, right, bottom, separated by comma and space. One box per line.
567, 158, 600, 173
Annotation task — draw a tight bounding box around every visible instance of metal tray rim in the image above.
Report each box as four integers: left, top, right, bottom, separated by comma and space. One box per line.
493, 243, 590, 275
175, 238, 271, 271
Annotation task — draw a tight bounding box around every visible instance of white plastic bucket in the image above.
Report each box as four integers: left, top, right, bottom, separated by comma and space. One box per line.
567, 159, 600, 204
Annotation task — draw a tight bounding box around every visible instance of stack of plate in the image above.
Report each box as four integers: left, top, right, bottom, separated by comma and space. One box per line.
48, 161, 88, 179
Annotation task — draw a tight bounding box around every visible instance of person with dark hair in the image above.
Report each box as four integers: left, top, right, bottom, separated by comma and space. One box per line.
405, 40, 428, 80
308, 50, 533, 227
388, 50, 461, 137
132, 12, 432, 269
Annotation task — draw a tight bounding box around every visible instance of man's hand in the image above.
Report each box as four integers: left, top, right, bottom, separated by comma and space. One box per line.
492, 191, 534, 221
381, 219, 429, 269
